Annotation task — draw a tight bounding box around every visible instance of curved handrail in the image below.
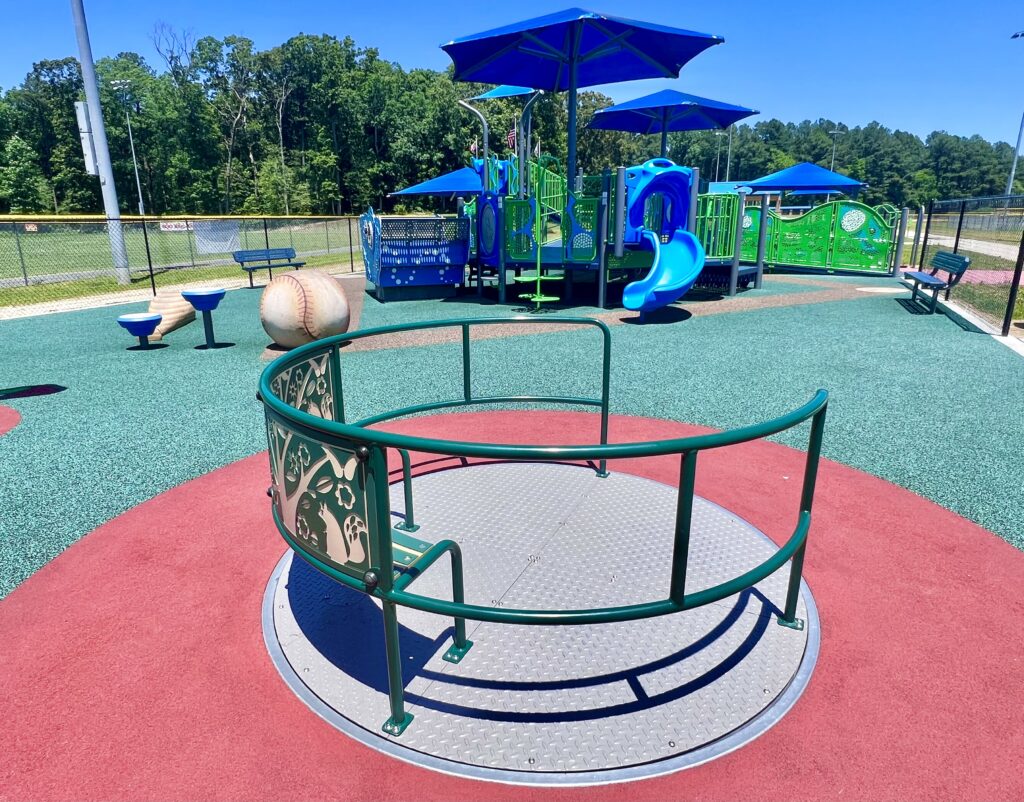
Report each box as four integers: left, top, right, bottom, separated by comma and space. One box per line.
260, 316, 827, 462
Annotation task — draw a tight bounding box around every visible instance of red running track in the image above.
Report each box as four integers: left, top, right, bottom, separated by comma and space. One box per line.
1, 411, 1022, 801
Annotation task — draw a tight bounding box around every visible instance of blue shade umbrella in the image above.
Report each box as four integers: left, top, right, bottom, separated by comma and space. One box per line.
442, 8, 723, 184
589, 89, 758, 157
739, 162, 863, 194
390, 167, 482, 197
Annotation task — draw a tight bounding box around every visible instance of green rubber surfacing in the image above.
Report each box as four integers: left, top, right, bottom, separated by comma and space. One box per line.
0, 278, 1021, 598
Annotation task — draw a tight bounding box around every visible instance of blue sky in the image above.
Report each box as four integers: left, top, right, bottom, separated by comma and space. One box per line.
3, 0, 1021, 144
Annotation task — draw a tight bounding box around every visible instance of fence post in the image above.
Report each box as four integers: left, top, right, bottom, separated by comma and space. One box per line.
909, 204, 924, 267
953, 200, 967, 254
186, 219, 196, 268
11, 222, 29, 287
263, 217, 271, 251
140, 218, 156, 295
892, 207, 909, 276
1001, 225, 1024, 337
347, 217, 355, 271
918, 200, 933, 269
324, 219, 331, 255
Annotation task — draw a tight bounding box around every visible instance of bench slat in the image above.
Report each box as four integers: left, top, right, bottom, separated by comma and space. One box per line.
903, 270, 946, 286
232, 247, 297, 264
930, 250, 969, 275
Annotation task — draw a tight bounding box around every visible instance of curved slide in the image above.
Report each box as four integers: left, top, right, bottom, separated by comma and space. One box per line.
622, 228, 706, 314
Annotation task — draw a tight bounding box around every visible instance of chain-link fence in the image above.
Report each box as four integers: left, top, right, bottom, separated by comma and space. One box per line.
0, 215, 364, 312
913, 196, 1024, 339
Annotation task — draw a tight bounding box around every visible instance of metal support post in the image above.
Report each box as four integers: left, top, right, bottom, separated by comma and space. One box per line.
918, 201, 933, 269
892, 207, 909, 276
909, 205, 924, 267
1001, 226, 1024, 337
953, 200, 967, 253
687, 167, 699, 233
755, 194, 769, 288
728, 193, 746, 296
613, 167, 626, 258
597, 169, 610, 309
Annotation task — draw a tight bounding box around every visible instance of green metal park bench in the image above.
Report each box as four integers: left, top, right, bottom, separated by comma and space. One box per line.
232, 247, 306, 288
903, 251, 970, 314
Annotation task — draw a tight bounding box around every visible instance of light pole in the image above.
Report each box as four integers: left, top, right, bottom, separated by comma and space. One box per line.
111, 79, 145, 215
1005, 31, 1024, 197
70, 0, 129, 283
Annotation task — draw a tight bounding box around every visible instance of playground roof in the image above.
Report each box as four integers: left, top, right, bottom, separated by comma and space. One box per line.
741, 162, 863, 193
441, 9, 723, 91
390, 167, 482, 197
589, 89, 757, 134
468, 85, 537, 100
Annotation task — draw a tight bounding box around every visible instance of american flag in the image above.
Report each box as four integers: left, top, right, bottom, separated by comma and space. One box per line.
469, 140, 477, 154
506, 128, 516, 150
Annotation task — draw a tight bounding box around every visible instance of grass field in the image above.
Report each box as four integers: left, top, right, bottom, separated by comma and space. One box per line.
0, 217, 363, 307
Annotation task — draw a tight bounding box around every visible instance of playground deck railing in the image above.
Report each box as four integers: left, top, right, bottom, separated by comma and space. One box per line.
259, 315, 829, 735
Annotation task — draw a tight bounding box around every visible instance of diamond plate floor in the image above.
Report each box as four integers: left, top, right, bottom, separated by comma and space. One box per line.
264, 462, 818, 786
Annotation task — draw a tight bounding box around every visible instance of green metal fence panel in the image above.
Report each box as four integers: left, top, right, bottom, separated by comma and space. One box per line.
564, 194, 599, 263
528, 161, 566, 216
695, 194, 739, 262
504, 198, 536, 262
827, 201, 894, 272
740, 204, 765, 262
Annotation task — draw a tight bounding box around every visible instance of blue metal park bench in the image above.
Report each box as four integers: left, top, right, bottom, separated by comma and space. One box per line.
903, 251, 970, 314
232, 247, 306, 288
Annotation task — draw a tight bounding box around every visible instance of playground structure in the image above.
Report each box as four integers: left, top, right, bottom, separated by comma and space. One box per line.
360, 153, 905, 308
259, 315, 828, 780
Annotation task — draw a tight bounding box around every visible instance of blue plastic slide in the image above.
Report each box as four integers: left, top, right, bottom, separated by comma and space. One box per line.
622, 228, 706, 313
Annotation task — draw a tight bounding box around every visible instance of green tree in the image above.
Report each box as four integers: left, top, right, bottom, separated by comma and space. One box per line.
0, 135, 48, 212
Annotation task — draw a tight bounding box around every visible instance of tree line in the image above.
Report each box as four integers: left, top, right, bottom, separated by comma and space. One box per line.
0, 30, 1018, 216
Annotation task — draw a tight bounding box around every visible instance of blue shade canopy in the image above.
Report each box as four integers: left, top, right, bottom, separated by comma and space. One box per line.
390, 167, 482, 197
740, 162, 863, 193
590, 90, 757, 134
442, 8, 723, 91
468, 85, 537, 100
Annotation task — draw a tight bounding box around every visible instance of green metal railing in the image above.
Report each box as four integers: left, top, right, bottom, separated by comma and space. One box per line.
529, 160, 567, 216
696, 193, 741, 262
260, 316, 828, 735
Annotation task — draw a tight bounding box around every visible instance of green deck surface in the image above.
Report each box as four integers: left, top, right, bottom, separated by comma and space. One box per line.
1, 277, 1021, 597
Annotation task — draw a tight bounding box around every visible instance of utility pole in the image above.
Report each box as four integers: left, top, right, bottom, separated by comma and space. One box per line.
71, 0, 130, 283
1005, 31, 1024, 197
111, 79, 145, 214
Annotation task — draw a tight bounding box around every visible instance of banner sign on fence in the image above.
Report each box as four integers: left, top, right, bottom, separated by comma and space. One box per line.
192, 220, 240, 254
159, 221, 190, 232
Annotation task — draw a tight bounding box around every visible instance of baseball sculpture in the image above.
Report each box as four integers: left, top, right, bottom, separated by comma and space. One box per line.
259, 272, 351, 349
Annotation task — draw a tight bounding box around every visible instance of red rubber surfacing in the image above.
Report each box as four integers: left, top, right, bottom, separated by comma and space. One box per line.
0, 411, 1022, 801
0, 405, 20, 436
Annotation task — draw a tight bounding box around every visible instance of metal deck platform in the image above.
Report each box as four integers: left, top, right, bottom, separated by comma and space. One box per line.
263, 462, 818, 786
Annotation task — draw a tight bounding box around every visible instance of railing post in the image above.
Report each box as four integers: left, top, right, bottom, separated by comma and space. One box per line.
668, 450, 698, 605
12, 222, 29, 287
394, 449, 419, 532
780, 403, 827, 629
597, 322, 610, 478
140, 218, 156, 295
348, 217, 355, 271
461, 324, 472, 400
